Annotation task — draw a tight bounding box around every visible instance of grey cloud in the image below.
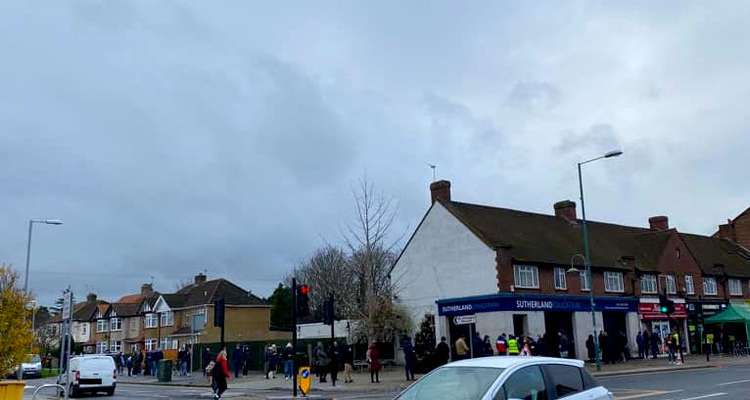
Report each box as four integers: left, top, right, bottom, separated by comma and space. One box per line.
555, 124, 622, 155
507, 81, 561, 111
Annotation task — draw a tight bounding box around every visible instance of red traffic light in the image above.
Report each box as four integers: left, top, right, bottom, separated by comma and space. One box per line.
299, 284, 310, 296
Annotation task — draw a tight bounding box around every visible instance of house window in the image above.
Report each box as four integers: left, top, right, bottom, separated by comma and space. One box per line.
96, 341, 108, 354
160, 311, 174, 327
145, 338, 158, 351
110, 318, 122, 331
579, 271, 590, 291
160, 337, 177, 350
554, 267, 567, 290
729, 279, 743, 296
666, 275, 677, 294
145, 313, 158, 328
81, 323, 89, 336
96, 319, 109, 332
131, 344, 140, 353
604, 272, 624, 293
513, 265, 539, 289
110, 341, 122, 353
640, 274, 658, 294
703, 277, 718, 296
685, 275, 695, 295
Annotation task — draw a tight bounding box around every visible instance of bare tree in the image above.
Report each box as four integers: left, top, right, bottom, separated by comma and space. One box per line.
294, 245, 358, 318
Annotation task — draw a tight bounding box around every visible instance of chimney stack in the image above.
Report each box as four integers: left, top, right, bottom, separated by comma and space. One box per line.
430, 180, 451, 204
141, 283, 153, 296
718, 220, 736, 241
195, 273, 207, 285
554, 200, 577, 221
86, 293, 97, 303
648, 216, 669, 231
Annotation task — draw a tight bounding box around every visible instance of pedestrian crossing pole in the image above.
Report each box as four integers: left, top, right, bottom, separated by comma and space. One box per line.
292, 278, 298, 398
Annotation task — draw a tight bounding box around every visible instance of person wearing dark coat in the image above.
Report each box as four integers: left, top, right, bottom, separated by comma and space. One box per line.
401, 336, 416, 381
329, 341, 340, 386
586, 335, 595, 362
598, 331, 608, 364
203, 347, 213, 376
435, 337, 450, 366
650, 333, 660, 359
231, 345, 244, 378
242, 346, 251, 376
471, 332, 484, 358
636, 332, 645, 359
482, 335, 494, 357
642, 331, 651, 359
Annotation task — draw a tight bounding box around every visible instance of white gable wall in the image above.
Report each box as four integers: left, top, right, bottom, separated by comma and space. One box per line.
393, 202, 497, 333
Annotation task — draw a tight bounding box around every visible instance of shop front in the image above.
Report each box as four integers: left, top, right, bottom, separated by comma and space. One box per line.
638, 300, 689, 354
436, 293, 639, 361
686, 301, 728, 353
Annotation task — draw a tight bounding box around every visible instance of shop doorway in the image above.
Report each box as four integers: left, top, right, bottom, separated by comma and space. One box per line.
513, 314, 527, 338
544, 312, 575, 358
651, 320, 670, 347
603, 312, 627, 336
447, 317, 474, 359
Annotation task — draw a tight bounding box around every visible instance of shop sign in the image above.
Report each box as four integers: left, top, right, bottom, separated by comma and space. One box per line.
437, 294, 637, 316
638, 303, 687, 320
453, 315, 476, 325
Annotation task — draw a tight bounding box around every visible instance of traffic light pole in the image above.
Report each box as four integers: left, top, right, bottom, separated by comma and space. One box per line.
292, 278, 298, 398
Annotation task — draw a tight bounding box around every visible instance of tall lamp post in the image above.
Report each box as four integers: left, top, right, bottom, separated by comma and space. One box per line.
576, 150, 622, 371
24, 218, 63, 293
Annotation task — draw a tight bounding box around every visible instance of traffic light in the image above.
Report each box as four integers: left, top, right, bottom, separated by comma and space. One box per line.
658, 294, 675, 315
323, 296, 335, 325
214, 297, 225, 327
296, 284, 311, 317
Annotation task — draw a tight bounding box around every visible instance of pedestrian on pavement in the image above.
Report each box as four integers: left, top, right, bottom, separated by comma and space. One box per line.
519, 338, 532, 356
329, 341, 340, 386
185, 348, 193, 376
483, 335, 494, 357
558, 331, 570, 358
435, 337, 450, 366
314, 341, 329, 383
269, 344, 279, 379
231, 344, 243, 378
651, 333, 660, 359
342, 343, 354, 383
126, 354, 133, 377
643, 330, 651, 359
212, 347, 231, 399
283, 342, 294, 380
507, 335, 520, 356
535, 334, 545, 356
263, 344, 272, 379
455, 335, 470, 360
242, 346, 251, 376
586, 335, 595, 362
599, 331, 609, 363
496, 334, 508, 356
635, 331, 643, 359
472, 331, 484, 358
401, 335, 416, 381
117, 352, 125, 375
367, 341, 381, 383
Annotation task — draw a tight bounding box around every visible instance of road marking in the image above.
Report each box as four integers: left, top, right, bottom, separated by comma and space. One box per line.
680, 393, 727, 400
616, 389, 683, 399
717, 379, 750, 386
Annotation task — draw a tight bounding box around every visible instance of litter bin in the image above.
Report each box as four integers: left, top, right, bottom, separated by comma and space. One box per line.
157, 360, 173, 382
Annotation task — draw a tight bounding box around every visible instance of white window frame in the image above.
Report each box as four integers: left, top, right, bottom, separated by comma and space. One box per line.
160, 311, 174, 327
110, 340, 122, 353
81, 323, 89, 336
110, 317, 122, 331
604, 271, 624, 293
685, 275, 695, 295
729, 278, 743, 296
703, 277, 718, 296
665, 275, 677, 294
553, 267, 567, 290
145, 338, 157, 351
145, 313, 158, 328
513, 265, 539, 289
96, 341, 108, 354
579, 270, 591, 291
640, 274, 658, 294
96, 319, 108, 332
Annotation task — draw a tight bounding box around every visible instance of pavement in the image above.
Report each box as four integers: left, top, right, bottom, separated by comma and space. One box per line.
21, 354, 750, 399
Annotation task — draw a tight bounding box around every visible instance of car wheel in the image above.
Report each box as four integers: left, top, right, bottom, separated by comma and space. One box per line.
106, 387, 115, 396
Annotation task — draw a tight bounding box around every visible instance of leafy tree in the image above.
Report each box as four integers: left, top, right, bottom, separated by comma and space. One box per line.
0, 265, 33, 377
268, 284, 293, 331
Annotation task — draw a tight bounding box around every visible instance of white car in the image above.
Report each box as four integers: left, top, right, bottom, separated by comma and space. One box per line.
58, 355, 117, 397
17, 354, 42, 379
395, 357, 613, 400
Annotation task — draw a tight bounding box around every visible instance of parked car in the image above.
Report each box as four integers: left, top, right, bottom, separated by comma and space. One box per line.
57, 355, 116, 397
18, 354, 43, 379
395, 356, 613, 400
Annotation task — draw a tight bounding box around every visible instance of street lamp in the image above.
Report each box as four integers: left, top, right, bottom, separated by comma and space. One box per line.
577, 149, 622, 372
24, 218, 63, 293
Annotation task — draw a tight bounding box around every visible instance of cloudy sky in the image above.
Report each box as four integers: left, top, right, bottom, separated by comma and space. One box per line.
2, 1, 748, 306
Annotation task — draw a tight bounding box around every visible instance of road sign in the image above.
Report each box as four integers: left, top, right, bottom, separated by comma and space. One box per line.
62, 292, 72, 321
297, 366, 312, 395
453, 315, 476, 325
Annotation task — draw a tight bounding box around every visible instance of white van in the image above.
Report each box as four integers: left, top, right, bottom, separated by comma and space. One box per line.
58, 355, 117, 397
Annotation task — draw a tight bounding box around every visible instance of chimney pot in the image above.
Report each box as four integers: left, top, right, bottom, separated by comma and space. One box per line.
430, 180, 451, 204
554, 200, 577, 221
648, 216, 669, 231
86, 293, 97, 303
140, 283, 153, 296
195, 273, 207, 284
718, 223, 736, 241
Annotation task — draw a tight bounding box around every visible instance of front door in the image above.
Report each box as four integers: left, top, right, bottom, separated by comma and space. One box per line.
652, 321, 670, 352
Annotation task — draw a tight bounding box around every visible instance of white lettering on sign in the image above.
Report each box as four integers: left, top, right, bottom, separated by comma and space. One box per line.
516, 300, 554, 309
442, 304, 473, 313
454, 315, 477, 325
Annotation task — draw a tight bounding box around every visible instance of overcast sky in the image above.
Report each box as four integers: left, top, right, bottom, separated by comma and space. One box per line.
2, 1, 749, 306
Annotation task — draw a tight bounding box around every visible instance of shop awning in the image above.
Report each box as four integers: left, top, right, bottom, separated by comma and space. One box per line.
704, 303, 750, 324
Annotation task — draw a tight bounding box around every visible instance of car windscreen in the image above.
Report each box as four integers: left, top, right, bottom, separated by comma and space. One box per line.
80, 358, 114, 371
30, 355, 41, 363
397, 366, 504, 400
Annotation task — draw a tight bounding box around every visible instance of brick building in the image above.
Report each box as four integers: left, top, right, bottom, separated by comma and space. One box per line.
393, 180, 750, 360
714, 207, 750, 250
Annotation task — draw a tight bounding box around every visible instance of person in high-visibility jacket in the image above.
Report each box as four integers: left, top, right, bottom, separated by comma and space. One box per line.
507, 335, 520, 355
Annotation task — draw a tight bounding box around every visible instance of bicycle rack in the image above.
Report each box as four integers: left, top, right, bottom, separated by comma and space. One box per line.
32, 383, 66, 399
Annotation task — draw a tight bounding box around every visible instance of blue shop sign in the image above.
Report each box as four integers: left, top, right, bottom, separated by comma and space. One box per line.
437, 293, 637, 316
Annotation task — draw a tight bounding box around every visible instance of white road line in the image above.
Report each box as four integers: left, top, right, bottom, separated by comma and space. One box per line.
616, 389, 683, 399
680, 393, 727, 400
717, 379, 750, 386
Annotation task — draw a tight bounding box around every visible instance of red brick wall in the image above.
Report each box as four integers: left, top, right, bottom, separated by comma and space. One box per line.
734, 212, 750, 250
